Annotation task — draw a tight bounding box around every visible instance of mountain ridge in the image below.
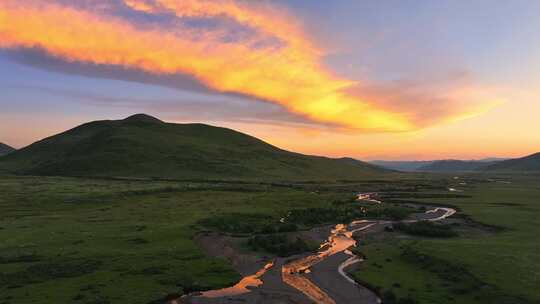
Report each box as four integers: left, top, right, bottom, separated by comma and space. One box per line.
417, 159, 501, 172
0, 143, 15, 156
0, 114, 387, 181
370, 158, 507, 172
483, 152, 540, 172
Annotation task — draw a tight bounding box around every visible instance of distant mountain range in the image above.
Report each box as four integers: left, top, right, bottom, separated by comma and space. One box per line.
1, 114, 537, 177
371, 155, 540, 173
483, 152, 540, 172
0, 143, 15, 156
417, 159, 501, 172
0, 114, 386, 180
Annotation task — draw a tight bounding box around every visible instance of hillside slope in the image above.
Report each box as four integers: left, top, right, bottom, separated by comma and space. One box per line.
0, 114, 386, 180
483, 152, 540, 172
0, 143, 15, 156
370, 160, 434, 172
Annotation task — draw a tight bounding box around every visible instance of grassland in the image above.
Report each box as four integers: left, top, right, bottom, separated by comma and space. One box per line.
352, 174, 540, 304
1, 173, 539, 304
0, 175, 351, 304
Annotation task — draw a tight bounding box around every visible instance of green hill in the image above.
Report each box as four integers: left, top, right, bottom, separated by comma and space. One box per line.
0, 114, 387, 180
0, 143, 15, 156
483, 152, 540, 172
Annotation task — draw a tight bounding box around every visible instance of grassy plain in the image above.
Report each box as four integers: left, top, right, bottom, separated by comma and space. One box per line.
0, 176, 345, 303
1, 173, 539, 304
352, 174, 540, 304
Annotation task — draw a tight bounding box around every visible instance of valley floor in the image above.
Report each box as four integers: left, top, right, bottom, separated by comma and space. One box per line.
0, 173, 539, 304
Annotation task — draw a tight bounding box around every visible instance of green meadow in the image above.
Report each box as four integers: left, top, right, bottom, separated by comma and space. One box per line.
352, 174, 540, 304
0, 176, 346, 303
0, 174, 539, 304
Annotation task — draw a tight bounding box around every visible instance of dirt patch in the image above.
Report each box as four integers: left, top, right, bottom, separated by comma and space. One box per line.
195, 232, 269, 276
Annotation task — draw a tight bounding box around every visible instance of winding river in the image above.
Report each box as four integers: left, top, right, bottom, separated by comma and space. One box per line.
185, 193, 456, 304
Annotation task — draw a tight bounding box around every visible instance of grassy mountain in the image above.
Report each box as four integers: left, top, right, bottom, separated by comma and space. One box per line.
483, 152, 540, 172
418, 159, 500, 172
0, 114, 387, 180
0, 143, 15, 156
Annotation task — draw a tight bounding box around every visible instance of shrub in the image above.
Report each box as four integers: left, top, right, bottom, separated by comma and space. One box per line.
0, 259, 102, 287
277, 223, 298, 233
394, 221, 457, 238
247, 234, 314, 257
198, 213, 273, 234
382, 290, 418, 304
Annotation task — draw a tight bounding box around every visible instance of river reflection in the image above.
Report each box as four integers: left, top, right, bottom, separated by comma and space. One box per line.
281, 219, 377, 304
189, 193, 455, 304
198, 262, 274, 298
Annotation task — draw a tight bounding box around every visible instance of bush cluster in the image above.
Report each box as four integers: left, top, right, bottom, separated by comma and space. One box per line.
198, 213, 273, 234
248, 234, 315, 257
394, 221, 457, 237
382, 290, 417, 304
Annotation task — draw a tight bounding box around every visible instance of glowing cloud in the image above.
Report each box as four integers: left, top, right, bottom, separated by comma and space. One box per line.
0, 0, 498, 132
345, 74, 505, 128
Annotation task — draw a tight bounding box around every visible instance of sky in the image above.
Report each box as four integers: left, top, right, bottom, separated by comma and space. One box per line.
0, 0, 539, 160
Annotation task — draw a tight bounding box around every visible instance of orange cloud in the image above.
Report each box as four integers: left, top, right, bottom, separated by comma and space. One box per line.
345, 75, 505, 128
123, 0, 315, 53
0, 0, 498, 132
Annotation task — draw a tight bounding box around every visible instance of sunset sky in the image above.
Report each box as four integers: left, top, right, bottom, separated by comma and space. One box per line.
1, 0, 539, 160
